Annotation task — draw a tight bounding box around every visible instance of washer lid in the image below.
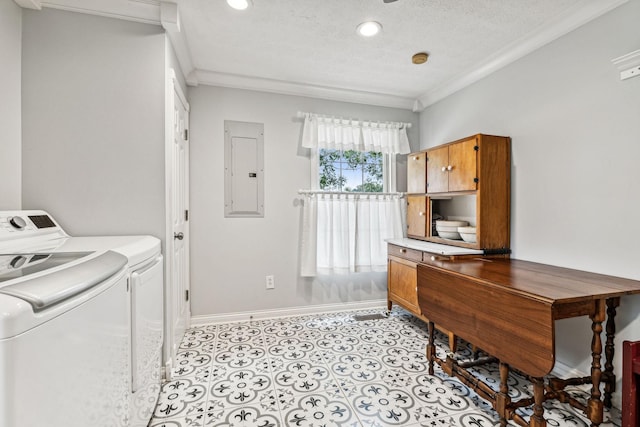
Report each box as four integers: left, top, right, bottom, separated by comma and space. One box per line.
0, 251, 127, 311
0, 252, 93, 283
55, 235, 161, 267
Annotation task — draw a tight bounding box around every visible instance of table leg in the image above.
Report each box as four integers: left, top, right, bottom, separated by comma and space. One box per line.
531, 377, 546, 427
604, 297, 619, 408
587, 299, 605, 426
448, 331, 457, 353
427, 321, 435, 375
497, 362, 511, 427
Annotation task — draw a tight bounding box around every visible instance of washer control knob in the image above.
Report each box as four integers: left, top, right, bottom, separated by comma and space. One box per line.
9, 216, 27, 230
10, 255, 27, 269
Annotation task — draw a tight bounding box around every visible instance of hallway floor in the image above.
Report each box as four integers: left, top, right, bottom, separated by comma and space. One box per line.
149, 307, 621, 426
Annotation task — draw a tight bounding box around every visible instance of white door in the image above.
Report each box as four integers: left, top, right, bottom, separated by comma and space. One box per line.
165, 71, 190, 376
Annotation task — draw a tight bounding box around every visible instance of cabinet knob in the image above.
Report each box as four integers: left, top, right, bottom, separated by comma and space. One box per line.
431, 256, 436, 261
419, 212, 424, 216
413, 155, 419, 160
447, 165, 453, 171
400, 248, 407, 253
441, 166, 447, 172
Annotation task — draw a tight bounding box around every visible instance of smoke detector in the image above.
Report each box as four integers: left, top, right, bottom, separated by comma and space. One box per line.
412, 52, 429, 64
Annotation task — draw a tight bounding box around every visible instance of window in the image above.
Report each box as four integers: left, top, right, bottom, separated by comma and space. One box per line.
299, 113, 411, 276
319, 149, 384, 192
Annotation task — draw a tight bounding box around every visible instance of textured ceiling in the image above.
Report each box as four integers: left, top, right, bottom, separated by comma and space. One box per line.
182, 0, 584, 98
24, 0, 626, 109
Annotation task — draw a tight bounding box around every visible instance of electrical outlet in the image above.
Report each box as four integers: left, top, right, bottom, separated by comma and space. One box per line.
265, 275, 275, 289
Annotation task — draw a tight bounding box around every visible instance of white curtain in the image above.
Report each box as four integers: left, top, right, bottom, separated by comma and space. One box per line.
300, 193, 404, 276
299, 112, 410, 277
301, 114, 411, 154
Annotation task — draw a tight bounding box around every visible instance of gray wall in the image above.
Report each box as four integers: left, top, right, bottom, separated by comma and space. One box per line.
21, 8, 167, 241
0, 1, 22, 209
419, 0, 640, 400
188, 85, 419, 317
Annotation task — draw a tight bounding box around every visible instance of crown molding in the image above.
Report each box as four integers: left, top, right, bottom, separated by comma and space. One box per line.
14, 0, 42, 10
192, 70, 416, 110
18, 0, 627, 113
161, 1, 196, 83
37, 0, 161, 25
416, 0, 629, 110
159, 1, 178, 32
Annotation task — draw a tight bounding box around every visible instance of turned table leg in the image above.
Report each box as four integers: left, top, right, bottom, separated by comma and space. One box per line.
497, 362, 511, 427
427, 321, 435, 375
603, 297, 619, 408
587, 299, 606, 426
531, 377, 547, 427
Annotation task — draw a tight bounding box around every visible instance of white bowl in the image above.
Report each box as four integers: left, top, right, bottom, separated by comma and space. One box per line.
437, 231, 462, 240
458, 226, 477, 243
435, 220, 469, 240
436, 220, 469, 227
436, 225, 460, 232
457, 226, 476, 234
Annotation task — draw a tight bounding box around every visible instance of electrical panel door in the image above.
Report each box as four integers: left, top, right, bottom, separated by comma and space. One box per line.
224, 120, 264, 217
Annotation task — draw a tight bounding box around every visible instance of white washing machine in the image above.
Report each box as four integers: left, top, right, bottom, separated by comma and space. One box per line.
0, 210, 164, 427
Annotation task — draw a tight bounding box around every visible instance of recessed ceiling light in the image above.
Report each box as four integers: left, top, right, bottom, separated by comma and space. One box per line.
357, 21, 382, 37
227, 0, 252, 10
412, 52, 429, 64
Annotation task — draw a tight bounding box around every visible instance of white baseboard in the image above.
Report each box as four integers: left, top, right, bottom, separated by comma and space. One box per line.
190, 299, 388, 326
551, 359, 586, 380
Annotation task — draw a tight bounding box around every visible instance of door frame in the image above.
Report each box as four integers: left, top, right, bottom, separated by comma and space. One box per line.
164, 68, 191, 378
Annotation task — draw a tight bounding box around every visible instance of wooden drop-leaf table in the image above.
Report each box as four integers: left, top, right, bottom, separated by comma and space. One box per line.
417, 257, 640, 427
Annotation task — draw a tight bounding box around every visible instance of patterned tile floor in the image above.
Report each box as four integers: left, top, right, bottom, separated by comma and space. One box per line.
149, 307, 621, 426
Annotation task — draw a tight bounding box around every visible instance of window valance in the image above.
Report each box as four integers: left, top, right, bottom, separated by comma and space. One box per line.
300, 112, 411, 154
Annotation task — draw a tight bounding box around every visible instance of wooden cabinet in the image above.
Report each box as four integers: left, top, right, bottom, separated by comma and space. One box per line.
387, 243, 459, 351
407, 151, 427, 194
406, 134, 511, 252
390, 134, 510, 350
406, 195, 427, 238
387, 244, 426, 319
426, 137, 478, 193
388, 256, 420, 314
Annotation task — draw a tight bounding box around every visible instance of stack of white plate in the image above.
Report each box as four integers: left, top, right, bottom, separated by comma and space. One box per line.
435, 220, 469, 240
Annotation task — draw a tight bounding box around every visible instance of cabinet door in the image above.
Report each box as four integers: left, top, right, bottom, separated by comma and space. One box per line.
407, 152, 426, 193
388, 257, 419, 312
407, 195, 427, 238
448, 138, 477, 192
426, 146, 449, 193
